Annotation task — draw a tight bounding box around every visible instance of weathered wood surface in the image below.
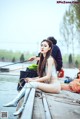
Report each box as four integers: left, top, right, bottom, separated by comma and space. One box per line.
45, 91, 80, 119
42, 93, 52, 119
17, 90, 80, 119
21, 88, 35, 119
32, 94, 45, 119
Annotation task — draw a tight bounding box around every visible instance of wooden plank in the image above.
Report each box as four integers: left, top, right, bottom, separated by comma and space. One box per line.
21, 88, 36, 119
45, 92, 80, 119
42, 93, 52, 119
32, 91, 45, 119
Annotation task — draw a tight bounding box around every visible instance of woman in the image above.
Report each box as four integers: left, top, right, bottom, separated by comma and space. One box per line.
61, 72, 80, 93
3, 39, 61, 116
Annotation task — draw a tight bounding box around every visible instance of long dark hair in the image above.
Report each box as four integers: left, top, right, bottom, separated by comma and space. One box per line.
37, 39, 53, 77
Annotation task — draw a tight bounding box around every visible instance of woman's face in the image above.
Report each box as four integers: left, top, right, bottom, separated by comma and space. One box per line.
40, 41, 51, 54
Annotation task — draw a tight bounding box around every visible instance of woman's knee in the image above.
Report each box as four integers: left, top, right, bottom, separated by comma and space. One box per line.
53, 82, 61, 93
56, 86, 61, 93
24, 82, 39, 88
29, 82, 39, 88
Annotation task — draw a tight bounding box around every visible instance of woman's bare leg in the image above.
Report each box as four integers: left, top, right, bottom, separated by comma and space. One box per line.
21, 81, 61, 93
37, 82, 61, 93
61, 84, 71, 91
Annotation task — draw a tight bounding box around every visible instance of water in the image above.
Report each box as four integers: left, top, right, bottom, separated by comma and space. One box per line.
0, 80, 18, 119
64, 68, 79, 78
0, 61, 31, 71
0, 61, 31, 119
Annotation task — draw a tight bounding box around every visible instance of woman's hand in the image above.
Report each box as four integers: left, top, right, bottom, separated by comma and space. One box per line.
28, 56, 36, 61
24, 78, 28, 83
24, 78, 36, 82
27, 78, 33, 82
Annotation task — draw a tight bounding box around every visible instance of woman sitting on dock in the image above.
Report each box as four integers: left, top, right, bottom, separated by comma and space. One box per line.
61, 71, 80, 93
3, 39, 61, 116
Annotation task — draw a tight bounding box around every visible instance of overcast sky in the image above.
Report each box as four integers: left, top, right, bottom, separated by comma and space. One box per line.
0, 0, 69, 53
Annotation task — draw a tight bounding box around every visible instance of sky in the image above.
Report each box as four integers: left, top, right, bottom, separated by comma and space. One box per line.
0, 0, 69, 54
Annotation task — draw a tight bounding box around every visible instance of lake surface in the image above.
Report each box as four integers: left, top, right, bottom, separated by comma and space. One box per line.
0, 61, 31, 119
0, 61, 29, 116
0, 61, 31, 71
0, 79, 18, 119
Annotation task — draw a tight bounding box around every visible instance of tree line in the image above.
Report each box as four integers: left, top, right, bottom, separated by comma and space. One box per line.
0, 49, 35, 62
0, 49, 80, 68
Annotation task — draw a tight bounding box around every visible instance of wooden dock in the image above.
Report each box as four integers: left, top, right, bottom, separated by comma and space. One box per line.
17, 89, 80, 119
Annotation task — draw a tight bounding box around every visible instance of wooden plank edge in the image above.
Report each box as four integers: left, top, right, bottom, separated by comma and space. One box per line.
21, 88, 36, 119
42, 93, 52, 119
